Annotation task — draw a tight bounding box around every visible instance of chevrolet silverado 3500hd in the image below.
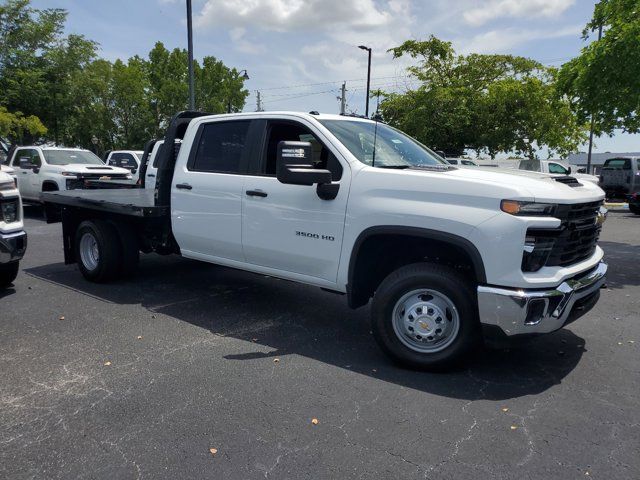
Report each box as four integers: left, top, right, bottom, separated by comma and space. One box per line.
42, 111, 607, 370
0, 170, 27, 288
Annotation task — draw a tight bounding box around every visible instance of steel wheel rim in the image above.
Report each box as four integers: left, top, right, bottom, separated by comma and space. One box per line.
391, 289, 460, 353
79, 232, 99, 271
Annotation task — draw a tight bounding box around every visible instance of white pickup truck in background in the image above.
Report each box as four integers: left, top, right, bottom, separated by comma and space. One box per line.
5, 146, 132, 202
42, 111, 608, 370
518, 159, 600, 185
0, 170, 27, 288
105, 150, 144, 184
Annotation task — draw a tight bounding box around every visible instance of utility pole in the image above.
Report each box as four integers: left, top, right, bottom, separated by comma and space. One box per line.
338, 82, 347, 115
256, 91, 263, 112
586, 24, 603, 174
186, 0, 195, 110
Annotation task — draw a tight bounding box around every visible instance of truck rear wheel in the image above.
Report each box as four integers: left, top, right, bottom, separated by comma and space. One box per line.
0, 261, 19, 288
75, 220, 123, 283
371, 263, 480, 371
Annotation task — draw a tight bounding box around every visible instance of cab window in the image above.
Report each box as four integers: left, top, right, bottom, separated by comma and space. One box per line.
262, 121, 343, 180
548, 163, 569, 175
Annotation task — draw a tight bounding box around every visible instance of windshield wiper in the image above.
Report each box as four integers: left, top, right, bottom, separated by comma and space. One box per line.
376, 165, 412, 169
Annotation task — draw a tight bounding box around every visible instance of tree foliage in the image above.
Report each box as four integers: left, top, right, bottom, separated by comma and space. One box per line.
557, 0, 640, 135
0, 0, 249, 151
0, 106, 47, 143
380, 37, 587, 158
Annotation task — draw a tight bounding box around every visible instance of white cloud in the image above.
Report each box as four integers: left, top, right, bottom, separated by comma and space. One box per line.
458, 24, 581, 54
463, 0, 575, 26
195, 0, 395, 32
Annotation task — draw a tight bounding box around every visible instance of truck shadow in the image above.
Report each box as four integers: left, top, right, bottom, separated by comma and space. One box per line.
24, 254, 586, 401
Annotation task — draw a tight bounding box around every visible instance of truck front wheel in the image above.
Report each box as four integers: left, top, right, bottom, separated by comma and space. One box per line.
371, 263, 480, 371
75, 220, 123, 283
0, 261, 19, 288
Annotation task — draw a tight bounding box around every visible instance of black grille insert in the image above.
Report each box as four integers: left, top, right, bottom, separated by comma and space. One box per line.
526, 201, 602, 268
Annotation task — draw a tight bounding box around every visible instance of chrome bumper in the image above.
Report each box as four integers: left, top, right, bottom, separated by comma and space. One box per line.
477, 262, 607, 338
0, 230, 27, 264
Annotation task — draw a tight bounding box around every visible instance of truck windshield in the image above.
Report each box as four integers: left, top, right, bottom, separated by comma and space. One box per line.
319, 119, 446, 168
43, 150, 104, 166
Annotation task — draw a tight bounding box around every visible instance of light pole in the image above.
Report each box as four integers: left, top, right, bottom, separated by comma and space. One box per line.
228, 70, 250, 113
586, 24, 603, 175
186, 0, 195, 110
358, 45, 372, 117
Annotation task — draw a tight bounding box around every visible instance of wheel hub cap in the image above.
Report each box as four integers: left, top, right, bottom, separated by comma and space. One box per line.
392, 289, 460, 353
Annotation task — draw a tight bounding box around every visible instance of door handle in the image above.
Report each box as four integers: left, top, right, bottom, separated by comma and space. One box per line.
147, 174, 156, 177
175, 183, 192, 190
246, 189, 268, 198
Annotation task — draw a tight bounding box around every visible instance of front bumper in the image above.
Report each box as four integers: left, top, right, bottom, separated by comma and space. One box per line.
0, 230, 27, 263
477, 261, 607, 342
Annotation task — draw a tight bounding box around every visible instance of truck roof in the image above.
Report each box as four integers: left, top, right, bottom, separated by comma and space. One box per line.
14, 146, 92, 152
194, 111, 376, 124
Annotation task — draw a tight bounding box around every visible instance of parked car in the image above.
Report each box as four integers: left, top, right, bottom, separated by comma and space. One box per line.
0, 170, 27, 288
518, 159, 600, 185
599, 156, 640, 198
1, 164, 17, 186
142, 140, 182, 191
6, 147, 132, 202
105, 150, 144, 184
445, 158, 479, 166
627, 192, 640, 215
43, 111, 607, 371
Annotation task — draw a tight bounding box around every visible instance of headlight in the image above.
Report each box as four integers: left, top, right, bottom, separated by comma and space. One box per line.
0, 181, 15, 191
1, 200, 18, 223
61, 172, 77, 177
501, 200, 557, 216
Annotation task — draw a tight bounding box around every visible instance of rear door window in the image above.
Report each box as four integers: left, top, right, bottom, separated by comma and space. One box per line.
189, 121, 250, 173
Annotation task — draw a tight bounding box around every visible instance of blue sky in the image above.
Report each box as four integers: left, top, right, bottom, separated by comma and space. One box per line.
32, 0, 638, 155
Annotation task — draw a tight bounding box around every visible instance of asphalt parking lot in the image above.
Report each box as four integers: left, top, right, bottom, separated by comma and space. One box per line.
1, 208, 638, 480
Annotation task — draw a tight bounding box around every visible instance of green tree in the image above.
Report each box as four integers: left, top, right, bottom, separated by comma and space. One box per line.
557, 0, 640, 134
0, 106, 47, 143
381, 37, 586, 158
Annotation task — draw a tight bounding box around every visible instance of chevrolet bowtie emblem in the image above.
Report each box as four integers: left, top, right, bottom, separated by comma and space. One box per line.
418, 321, 428, 329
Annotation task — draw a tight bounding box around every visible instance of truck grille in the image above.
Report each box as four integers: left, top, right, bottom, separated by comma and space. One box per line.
544, 201, 603, 267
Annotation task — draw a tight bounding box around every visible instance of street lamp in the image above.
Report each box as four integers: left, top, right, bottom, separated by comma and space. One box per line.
228, 70, 250, 113
186, 0, 195, 109
358, 45, 372, 117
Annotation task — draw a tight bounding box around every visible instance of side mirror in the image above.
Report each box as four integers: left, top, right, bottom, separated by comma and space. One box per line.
276, 141, 331, 186
19, 158, 33, 170
567, 167, 572, 174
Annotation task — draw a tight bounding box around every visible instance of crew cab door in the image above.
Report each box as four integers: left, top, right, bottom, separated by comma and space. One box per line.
171, 119, 252, 263
241, 119, 349, 284
12, 148, 40, 199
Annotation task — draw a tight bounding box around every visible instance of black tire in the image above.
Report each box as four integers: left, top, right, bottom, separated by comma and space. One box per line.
0, 261, 19, 288
629, 205, 640, 215
113, 223, 139, 277
75, 220, 123, 283
371, 263, 481, 371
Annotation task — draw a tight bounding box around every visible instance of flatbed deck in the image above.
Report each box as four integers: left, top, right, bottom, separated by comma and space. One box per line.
42, 189, 168, 217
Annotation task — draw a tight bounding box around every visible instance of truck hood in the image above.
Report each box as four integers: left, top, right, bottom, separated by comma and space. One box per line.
0, 164, 16, 176
437, 166, 605, 202
54, 164, 131, 175
358, 165, 605, 204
